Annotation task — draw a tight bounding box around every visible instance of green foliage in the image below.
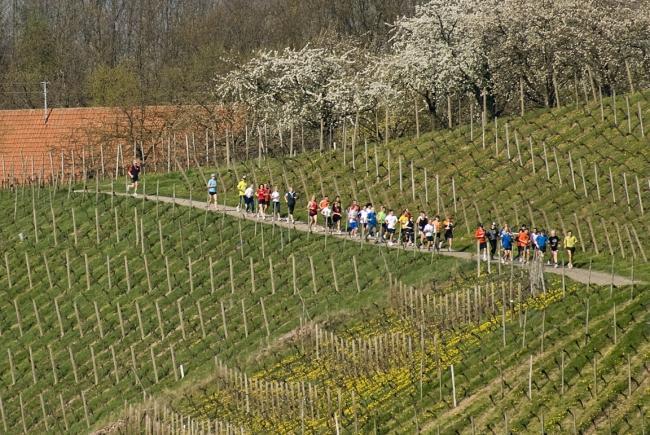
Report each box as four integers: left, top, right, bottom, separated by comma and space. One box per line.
86, 63, 140, 107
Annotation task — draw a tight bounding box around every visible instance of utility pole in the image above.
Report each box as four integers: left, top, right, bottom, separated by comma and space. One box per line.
41, 81, 48, 123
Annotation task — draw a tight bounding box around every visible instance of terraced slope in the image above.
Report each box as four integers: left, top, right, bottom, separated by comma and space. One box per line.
130, 90, 650, 280
0, 185, 467, 432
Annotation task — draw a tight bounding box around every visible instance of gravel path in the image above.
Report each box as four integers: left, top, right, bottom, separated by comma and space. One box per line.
107, 192, 640, 287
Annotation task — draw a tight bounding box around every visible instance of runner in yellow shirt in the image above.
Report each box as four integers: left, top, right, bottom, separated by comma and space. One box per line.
236, 176, 247, 211
563, 230, 578, 269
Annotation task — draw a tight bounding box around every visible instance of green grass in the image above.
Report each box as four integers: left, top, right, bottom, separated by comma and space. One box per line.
0, 185, 470, 432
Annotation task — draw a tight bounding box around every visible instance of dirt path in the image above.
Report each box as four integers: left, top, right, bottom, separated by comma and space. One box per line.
106, 192, 639, 287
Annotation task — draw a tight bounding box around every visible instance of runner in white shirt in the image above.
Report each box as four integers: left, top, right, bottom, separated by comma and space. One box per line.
359, 206, 369, 239
423, 222, 434, 251
244, 185, 254, 213
385, 210, 398, 245
322, 204, 332, 231
270, 187, 281, 221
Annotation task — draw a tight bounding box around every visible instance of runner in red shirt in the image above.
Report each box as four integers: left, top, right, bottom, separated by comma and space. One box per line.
256, 184, 267, 219
308, 195, 318, 232
475, 223, 487, 261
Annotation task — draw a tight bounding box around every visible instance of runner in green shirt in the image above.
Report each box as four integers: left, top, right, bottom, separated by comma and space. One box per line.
563, 231, 578, 269
377, 206, 387, 243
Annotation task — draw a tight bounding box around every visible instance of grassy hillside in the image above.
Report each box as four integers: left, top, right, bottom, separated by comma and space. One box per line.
126, 90, 650, 280
0, 185, 469, 432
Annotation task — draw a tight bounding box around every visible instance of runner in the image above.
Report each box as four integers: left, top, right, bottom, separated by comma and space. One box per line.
486, 222, 499, 260
398, 209, 409, 244
264, 184, 272, 217
530, 227, 539, 258
256, 184, 266, 219
307, 195, 318, 232
206, 174, 217, 208
443, 216, 454, 251
236, 176, 247, 211
548, 230, 560, 267
319, 195, 330, 229
377, 206, 387, 242
516, 225, 529, 263
126, 159, 141, 197
563, 230, 578, 268
366, 204, 377, 241
432, 215, 442, 251
403, 216, 415, 247
285, 187, 298, 223
423, 221, 434, 251
536, 229, 548, 262
385, 210, 398, 245
359, 204, 369, 239
332, 197, 343, 233
416, 211, 428, 247
347, 203, 359, 237
475, 223, 487, 261
270, 186, 281, 221
244, 184, 255, 213
322, 202, 333, 231
500, 224, 513, 263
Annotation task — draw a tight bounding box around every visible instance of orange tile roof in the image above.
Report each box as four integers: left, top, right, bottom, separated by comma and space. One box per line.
0, 105, 243, 184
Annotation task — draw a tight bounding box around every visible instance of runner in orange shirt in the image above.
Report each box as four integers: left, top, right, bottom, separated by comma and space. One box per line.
517, 225, 530, 264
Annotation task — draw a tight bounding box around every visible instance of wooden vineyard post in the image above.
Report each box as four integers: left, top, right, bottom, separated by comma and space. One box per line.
623, 172, 631, 208
609, 167, 616, 203
635, 175, 644, 214
94, 301, 104, 338
436, 174, 441, 214
220, 301, 228, 339
7, 349, 16, 385
494, 116, 499, 157
553, 148, 562, 186
353, 256, 361, 293
241, 299, 248, 338
170, 345, 178, 381
155, 300, 165, 340
269, 257, 276, 295
117, 302, 126, 339
542, 142, 550, 180
309, 256, 318, 294
638, 102, 645, 137
69, 346, 79, 384
410, 161, 415, 201
573, 213, 586, 253
398, 156, 403, 192
387, 149, 391, 186
364, 138, 369, 173
450, 364, 457, 408
594, 164, 601, 201
626, 96, 632, 133
47, 344, 57, 384
249, 257, 256, 293
177, 298, 186, 340
330, 258, 340, 293
71, 207, 78, 245
527, 355, 533, 400
424, 168, 429, 204
292, 254, 298, 295
528, 137, 536, 174
196, 301, 206, 339
414, 95, 420, 139
579, 159, 588, 198
260, 297, 270, 342
374, 142, 379, 180
150, 346, 159, 384
136, 301, 145, 340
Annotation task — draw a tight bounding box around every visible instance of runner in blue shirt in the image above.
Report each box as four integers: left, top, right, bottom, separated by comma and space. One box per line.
207, 174, 218, 208
366, 204, 377, 241
500, 224, 513, 263
536, 229, 549, 262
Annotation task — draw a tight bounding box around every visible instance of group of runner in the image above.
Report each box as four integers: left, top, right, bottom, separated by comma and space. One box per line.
222, 176, 580, 268
475, 222, 579, 268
